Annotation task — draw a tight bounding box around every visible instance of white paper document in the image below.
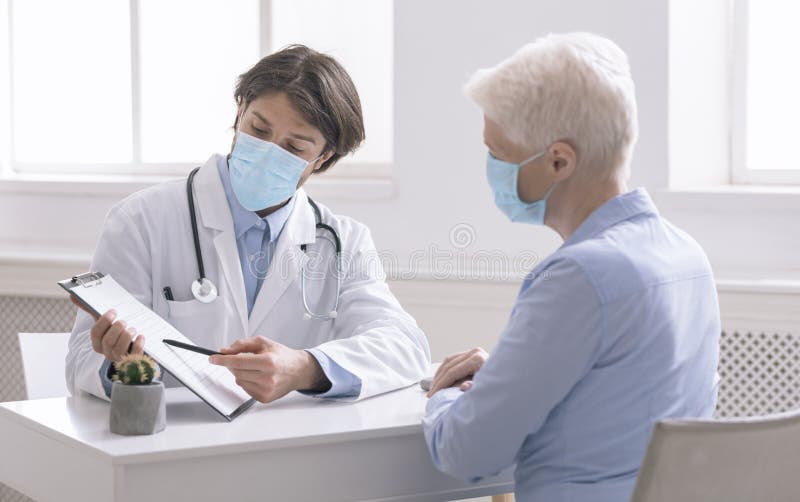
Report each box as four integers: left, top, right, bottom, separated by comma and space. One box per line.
62, 274, 253, 420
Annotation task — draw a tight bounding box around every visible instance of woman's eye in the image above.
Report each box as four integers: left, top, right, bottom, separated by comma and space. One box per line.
288, 145, 303, 153
252, 127, 268, 135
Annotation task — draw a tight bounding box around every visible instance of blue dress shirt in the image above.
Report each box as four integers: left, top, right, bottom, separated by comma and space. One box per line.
423, 188, 720, 502
98, 159, 361, 398
216, 155, 295, 315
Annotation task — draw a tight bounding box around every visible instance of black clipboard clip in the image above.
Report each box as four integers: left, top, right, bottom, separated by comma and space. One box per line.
71, 272, 105, 288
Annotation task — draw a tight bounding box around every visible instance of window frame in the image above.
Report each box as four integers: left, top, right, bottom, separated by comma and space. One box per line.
730, 0, 800, 185
1, 0, 392, 180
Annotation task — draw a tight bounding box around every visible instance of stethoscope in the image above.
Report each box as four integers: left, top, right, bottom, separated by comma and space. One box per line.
186, 166, 342, 320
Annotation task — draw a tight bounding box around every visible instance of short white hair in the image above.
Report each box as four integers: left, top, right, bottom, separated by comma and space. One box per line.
464, 32, 638, 179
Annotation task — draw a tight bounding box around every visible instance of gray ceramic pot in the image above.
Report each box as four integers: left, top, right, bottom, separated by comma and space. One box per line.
109, 381, 166, 436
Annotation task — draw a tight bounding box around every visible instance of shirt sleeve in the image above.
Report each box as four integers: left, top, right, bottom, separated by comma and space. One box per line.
300, 348, 363, 398
99, 360, 114, 398
422, 258, 605, 482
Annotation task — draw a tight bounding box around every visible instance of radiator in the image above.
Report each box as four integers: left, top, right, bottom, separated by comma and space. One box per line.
715, 330, 800, 418
0, 296, 74, 502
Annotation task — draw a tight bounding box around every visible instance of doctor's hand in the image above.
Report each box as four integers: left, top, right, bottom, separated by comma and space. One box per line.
209, 336, 331, 404
71, 296, 146, 363
427, 347, 489, 397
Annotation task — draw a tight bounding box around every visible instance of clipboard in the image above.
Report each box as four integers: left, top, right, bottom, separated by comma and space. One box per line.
60, 272, 255, 421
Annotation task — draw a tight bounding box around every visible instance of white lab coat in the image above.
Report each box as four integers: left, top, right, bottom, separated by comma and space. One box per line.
66, 154, 430, 401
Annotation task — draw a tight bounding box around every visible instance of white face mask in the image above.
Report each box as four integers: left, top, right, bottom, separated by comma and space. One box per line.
485, 150, 557, 225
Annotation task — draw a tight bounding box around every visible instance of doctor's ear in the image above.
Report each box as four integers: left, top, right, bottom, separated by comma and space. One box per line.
314, 150, 335, 171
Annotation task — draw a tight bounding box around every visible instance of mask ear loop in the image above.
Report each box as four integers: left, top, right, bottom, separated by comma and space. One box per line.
519, 149, 547, 167
235, 102, 248, 137
517, 149, 557, 204
228, 104, 248, 162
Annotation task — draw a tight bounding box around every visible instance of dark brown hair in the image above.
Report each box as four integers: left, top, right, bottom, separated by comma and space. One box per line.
234, 45, 365, 172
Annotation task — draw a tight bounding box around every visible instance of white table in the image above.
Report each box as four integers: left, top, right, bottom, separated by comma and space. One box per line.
0, 385, 513, 501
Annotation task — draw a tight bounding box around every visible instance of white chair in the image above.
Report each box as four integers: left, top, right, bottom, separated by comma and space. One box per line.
631, 411, 800, 501
17, 332, 72, 399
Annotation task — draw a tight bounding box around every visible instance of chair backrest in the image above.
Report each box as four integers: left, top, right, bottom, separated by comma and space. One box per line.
17, 332, 71, 399
632, 411, 800, 502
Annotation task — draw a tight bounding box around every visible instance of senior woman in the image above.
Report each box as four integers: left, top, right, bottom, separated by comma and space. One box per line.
423, 33, 720, 501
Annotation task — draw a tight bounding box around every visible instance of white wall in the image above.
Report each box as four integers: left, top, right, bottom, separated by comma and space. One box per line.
328, 0, 669, 270
1, 0, 799, 362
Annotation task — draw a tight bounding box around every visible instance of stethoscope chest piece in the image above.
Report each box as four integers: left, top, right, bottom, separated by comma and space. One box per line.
191, 278, 218, 303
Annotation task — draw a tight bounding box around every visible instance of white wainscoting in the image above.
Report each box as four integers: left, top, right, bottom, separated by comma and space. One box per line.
390, 276, 800, 362
389, 278, 522, 361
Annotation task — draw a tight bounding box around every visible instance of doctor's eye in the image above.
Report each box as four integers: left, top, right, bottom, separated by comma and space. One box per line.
287, 144, 304, 153
252, 126, 269, 136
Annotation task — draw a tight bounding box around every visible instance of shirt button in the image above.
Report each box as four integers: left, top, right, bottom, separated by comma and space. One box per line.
256, 220, 265, 227
249, 254, 256, 262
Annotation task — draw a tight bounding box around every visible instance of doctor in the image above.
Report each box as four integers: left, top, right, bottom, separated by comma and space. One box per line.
66, 45, 430, 403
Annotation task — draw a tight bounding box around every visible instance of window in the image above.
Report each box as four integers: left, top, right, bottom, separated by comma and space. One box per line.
732, 0, 800, 184
0, 0, 392, 177
271, 0, 393, 176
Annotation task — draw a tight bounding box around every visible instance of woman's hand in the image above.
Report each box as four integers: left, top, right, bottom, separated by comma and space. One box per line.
209, 336, 330, 403
427, 347, 489, 397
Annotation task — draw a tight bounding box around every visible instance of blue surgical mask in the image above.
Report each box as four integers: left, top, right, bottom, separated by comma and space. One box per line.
486, 150, 556, 225
228, 130, 319, 211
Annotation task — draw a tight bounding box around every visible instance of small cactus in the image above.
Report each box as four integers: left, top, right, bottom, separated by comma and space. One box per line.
112, 354, 160, 385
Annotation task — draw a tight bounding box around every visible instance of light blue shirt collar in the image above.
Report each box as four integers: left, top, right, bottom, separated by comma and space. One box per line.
215, 154, 295, 241
563, 187, 658, 248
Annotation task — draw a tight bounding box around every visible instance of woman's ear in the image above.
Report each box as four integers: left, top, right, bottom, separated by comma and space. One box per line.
549, 141, 577, 180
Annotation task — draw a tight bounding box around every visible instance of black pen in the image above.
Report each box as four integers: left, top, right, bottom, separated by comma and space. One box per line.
163, 339, 222, 356
163, 286, 174, 301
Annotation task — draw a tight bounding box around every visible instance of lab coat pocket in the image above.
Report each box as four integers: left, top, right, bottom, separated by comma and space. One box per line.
166, 298, 219, 317
164, 298, 226, 347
